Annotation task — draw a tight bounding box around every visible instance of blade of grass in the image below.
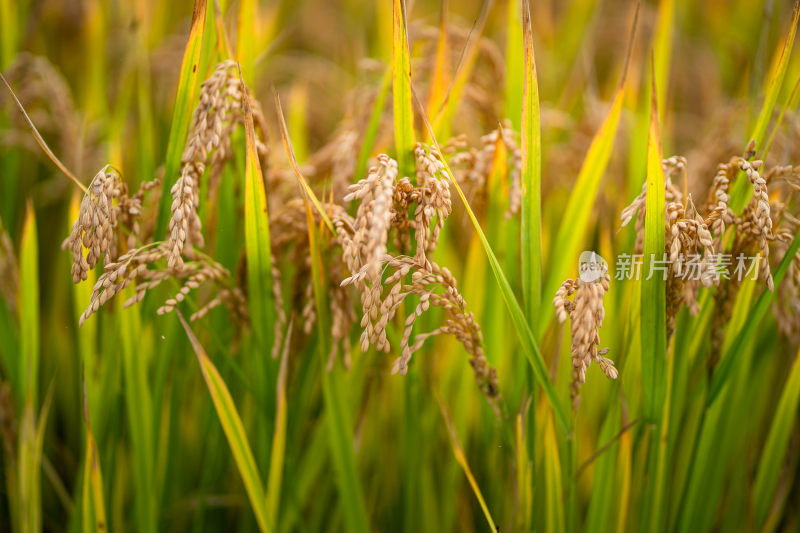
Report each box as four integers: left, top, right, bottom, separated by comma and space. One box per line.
427, 0, 450, 119
0, 0, 18, 68
543, 406, 565, 533
615, 409, 633, 533
707, 229, 800, 404
676, 287, 758, 532
81, 376, 107, 533
18, 385, 53, 533
242, 72, 277, 354
288, 84, 310, 163
265, 321, 292, 529
237, 0, 258, 83
436, 393, 497, 532
432, 0, 492, 138
641, 66, 667, 423
729, 1, 800, 212
273, 89, 335, 234
302, 196, 370, 533
641, 340, 673, 533
18, 203, 38, 407
354, 67, 392, 181
515, 413, 532, 531
392, 0, 415, 176
753, 346, 800, 529
155, 0, 209, 238
762, 74, 800, 159
242, 69, 279, 498
538, 3, 638, 338
0, 74, 86, 192
276, 84, 370, 533
521, 0, 542, 327
134, 0, 157, 189
177, 311, 272, 533
82, 0, 108, 119
584, 400, 622, 533
667, 373, 706, 527
119, 302, 157, 533
627, 0, 676, 196
750, 0, 799, 151
213, 0, 234, 59
504, 0, 523, 130
412, 87, 570, 433
652, 0, 675, 125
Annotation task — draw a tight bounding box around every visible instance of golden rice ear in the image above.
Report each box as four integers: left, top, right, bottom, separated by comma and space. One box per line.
552, 272, 614, 410
167, 61, 259, 270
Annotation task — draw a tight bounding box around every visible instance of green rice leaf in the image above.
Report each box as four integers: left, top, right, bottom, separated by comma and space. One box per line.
427, 0, 450, 119
615, 416, 633, 533
120, 303, 157, 532
753, 346, 800, 529
18, 203, 38, 407
515, 413, 533, 531
748, 1, 799, 152
155, 0, 209, 238
81, 378, 107, 533
237, 0, 258, 83
178, 311, 273, 533
537, 4, 638, 338
243, 76, 276, 353
504, 0, 524, 130
652, 0, 675, 125
521, 0, 542, 326
432, 0, 491, 139
392, 0, 415, 177
273, 89, 336, 234
213, 0, 234, 59
18, 385, 52, 533
585, 399, 621, 533
265, 321, 292, 528
0, 0, 18, 68
543, 408, 565, 533
641, 345, 673, 532
413, 88, 570, 433
762, 75, 800, 159
354, 67, 392, 182
707, 229, 800, 404
729, 2, 800, 213
302, 197, 370, 533
641, 69, 667, 423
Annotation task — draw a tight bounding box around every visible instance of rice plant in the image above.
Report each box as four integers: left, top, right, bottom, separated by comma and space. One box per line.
2, 0, 800, 531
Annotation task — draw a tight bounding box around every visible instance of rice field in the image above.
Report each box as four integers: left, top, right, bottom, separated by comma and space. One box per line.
2, 0, 800, 531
